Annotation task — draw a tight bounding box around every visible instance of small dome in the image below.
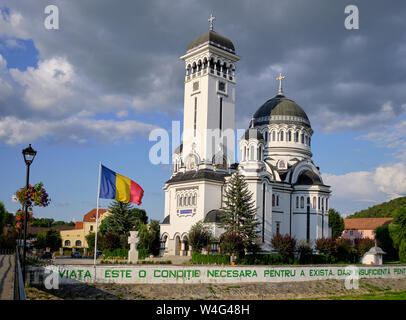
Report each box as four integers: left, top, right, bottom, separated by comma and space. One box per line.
241, 128, 264, 141
253, 94, 310, 127
187, 30, 235, 53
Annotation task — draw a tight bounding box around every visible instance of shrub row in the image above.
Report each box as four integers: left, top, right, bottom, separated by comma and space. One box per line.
138, 248, 149, 260
191, 252, 230, 265
102, 248, 128, 259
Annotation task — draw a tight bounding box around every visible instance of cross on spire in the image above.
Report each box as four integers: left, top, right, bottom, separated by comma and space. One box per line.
208, 13, 215, 31
276, 72, 286, 95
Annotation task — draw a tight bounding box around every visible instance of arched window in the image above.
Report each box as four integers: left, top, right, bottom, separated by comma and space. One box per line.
294, 132, 299, 142
193, 194, 197, 205
272, 131, 276, 141
300, 196, 304, 209
318, 197, 320, 210
250, 146, 254, 160
280, 131, 284, 141
322, 198, 324, 212
301, 133, 305, 144
288, 130, 292, 142
258, 146, 262, 161
313, 197, 316, 209
192, 62, 197, 74
64, 240, 71, 247
272, 194, 275, 207
326, 198, 328, 210
276, 195, 279, 206
75, 240, 82, 247
264, 131, 268, 142
296, 196, 299, 208
177, 195, 180, 207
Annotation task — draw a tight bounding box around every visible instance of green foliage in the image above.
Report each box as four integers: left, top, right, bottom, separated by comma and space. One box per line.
100, 200, 147, 235
138, 248, 149, 260
188, 221, 212, 253
399, 240, 406, 263
347, 196, 406, 218
138, 221, 161, 256
334, 238, 360, 263
220, 171, 260, 253
0, 201, 7, 232
375, 225, 398, 260
238, 254, 286, 265
191, 252, 230, 265
102, 248, 128, 259
85, 232, 99, 251
219, 232, 245, 258
34, 229, 61, 251
389, 206, 406, 250
31, 218, 74, 227
297, 240, 313, 264
328, 209, 345, 239
270, 233, 297, 261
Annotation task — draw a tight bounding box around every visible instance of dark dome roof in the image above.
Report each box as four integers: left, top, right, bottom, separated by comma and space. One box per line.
204, 209, 224, 223
187, 30, 235, 53
253, 94, 310, 127
295, 170, 322, 186
241, 128, 264, 141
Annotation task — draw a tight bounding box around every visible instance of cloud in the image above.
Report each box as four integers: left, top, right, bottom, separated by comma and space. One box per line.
323, 163, 406, 215
0, 115, 158, 145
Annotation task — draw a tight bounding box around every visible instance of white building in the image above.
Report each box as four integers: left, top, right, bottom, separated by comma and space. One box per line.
160, 17, 331, 256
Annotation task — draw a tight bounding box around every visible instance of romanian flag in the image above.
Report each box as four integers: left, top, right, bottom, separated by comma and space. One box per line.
99, 165, 144, 205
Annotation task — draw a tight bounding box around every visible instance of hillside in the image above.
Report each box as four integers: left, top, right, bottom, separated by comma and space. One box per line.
347, 196, 406, 218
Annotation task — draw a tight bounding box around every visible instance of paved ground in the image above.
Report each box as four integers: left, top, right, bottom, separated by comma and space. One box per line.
0, 254, 15, 300
24, 278, 406, 300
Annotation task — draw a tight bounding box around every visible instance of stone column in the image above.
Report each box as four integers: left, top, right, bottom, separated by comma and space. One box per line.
59, 247, 63, 256
128, 231, 139, 263
181, 241, 186, 256
83, 248, 87, 256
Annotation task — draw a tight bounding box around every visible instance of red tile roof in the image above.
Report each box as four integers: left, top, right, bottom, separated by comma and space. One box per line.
74, 222, 84, 229
83, 209, 108, 222
344, 218, 394, 230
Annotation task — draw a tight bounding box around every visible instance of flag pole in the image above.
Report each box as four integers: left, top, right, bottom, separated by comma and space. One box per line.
93, 162, 102, 267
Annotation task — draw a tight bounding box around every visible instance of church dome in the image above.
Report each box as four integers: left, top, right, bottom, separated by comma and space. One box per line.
187, 30, 235, 54
253, 94, 311, 128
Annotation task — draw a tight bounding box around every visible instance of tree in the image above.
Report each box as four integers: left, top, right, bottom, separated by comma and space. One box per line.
354, 237, 374, 256
138, 220, 161, 256
297, 240, 313, 264
219, 232, 245, 258
270, 233, 297, 262
328, 208, 345, 239
220, 170, 260, 253
98, 232, 121, 251
376, 225, 397, 260
35, 229, 61, 252
0, 201, 7, 233
399, 240, 406, 263
389, 207, 406, 249
315, 238, 337, 255
100, 200, 147, 235
188, 221, 212, 253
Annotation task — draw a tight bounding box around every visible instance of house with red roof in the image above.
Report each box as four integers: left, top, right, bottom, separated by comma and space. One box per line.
341, 218, 393, 241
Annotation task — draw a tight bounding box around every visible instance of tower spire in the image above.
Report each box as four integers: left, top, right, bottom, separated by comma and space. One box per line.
208, 13, 215, 31
276, 72, 286, 96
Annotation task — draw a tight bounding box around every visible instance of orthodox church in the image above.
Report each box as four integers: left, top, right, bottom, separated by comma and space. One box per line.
160, 16, 331, 256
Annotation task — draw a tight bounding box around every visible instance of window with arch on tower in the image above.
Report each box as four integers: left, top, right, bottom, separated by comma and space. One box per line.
272, 131, 276, 141
288, 130, 292, 142
301, 133, 305, 144
294, 132, 299, 142
300, 196, 304, 209
296, 196, 299, 208
313, 197, 316, 209
280, 131, 284, 141
272, 194, 275, 207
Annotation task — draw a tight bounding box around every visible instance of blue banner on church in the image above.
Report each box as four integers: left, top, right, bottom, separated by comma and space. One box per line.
180, 209, 193, 214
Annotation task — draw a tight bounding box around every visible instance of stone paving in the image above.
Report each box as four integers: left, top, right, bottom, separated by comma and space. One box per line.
0, 254, 15, 300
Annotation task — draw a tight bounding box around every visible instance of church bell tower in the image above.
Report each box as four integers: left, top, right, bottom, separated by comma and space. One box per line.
179, 14, 240, 170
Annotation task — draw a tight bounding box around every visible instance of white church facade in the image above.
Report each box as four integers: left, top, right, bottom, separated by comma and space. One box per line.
160, 16, 331, 256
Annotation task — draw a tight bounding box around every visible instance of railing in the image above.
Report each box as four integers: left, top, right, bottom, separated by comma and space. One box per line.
13, 246, 26, 300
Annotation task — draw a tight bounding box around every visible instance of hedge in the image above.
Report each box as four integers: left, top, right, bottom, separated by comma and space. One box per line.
192, 252, 230, 265
102, 248, 128, 259
138, 248, 149, 260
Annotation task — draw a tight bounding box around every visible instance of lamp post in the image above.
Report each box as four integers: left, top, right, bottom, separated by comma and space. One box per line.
22, 144, 37, 282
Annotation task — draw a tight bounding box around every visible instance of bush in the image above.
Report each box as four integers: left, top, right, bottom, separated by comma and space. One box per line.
237, 254, 285, 265
191, 252, 230, 265
102, 248, 128, 259
189, 221, 212, 253
297, 241, 313, 264
219, 232, 245, 258
315, 238, 337, 255
334, 238, 359, 263
138, 248, 148, 260
399, 240, 406, 263
99, 232, 121, 251
270, 233, 296, 262
354, 238, 375, 256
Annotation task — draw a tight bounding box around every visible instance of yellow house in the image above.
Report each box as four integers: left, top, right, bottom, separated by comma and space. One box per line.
60, 208, 111, 248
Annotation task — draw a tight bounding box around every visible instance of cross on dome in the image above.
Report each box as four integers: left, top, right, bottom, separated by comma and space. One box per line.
208, 13, 215, 31
276, 72, 286, 95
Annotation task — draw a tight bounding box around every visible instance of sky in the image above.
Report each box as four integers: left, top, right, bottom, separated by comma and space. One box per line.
0, 0, 406, 222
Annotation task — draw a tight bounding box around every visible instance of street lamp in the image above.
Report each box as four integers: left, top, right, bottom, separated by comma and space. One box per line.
22, 144, 37, 282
